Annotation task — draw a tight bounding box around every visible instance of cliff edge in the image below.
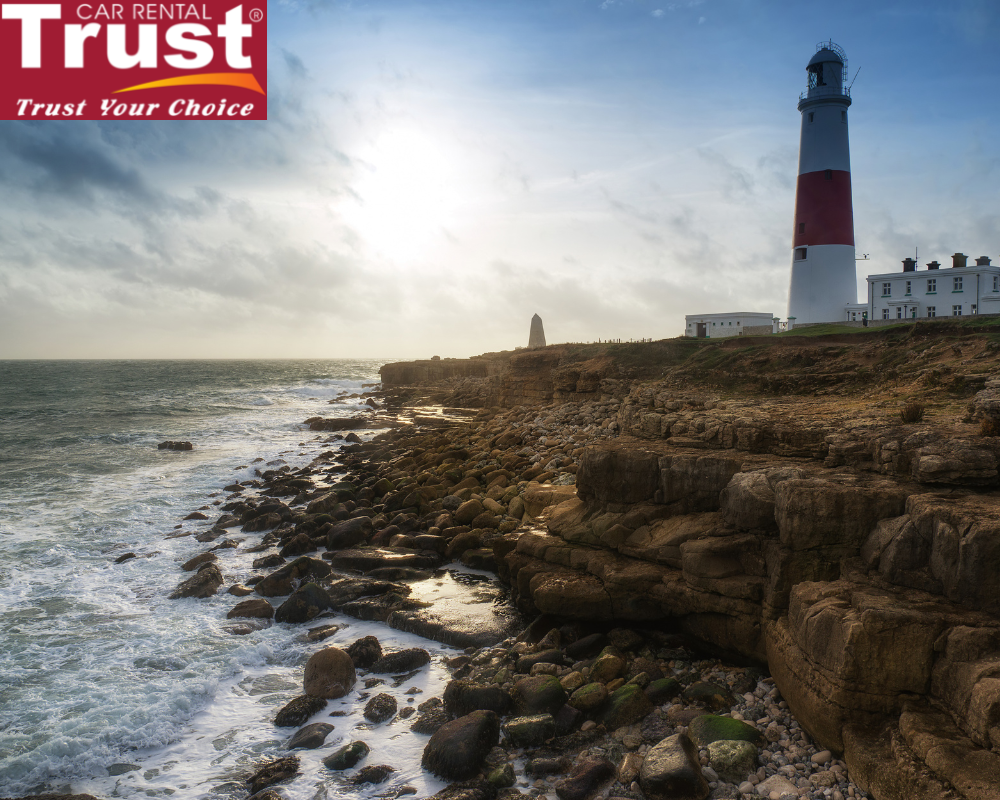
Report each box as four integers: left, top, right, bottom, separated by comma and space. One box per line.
382, 320, 1000, 800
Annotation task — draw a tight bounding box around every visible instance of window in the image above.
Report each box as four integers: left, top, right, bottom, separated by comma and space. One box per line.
972, 305, 978, 314
809, 112, 814, 123
994, 276, 998, 292
927, 279, 936, 293
798, 222, 805, 234
882, 282, 891, 297
841, 111, 846, 122
896, 307, 903, 319
794, 248, 807, 260
926, 306, 936, 318
882, 309, 890, 320
905, 281, 911, 295
953, 305, 962, 316
954, 277, 963, 291
825, 169, 833, 180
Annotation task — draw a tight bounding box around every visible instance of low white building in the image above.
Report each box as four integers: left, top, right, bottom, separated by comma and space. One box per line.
684, 312, 776, 338
855, 254, 1000, 322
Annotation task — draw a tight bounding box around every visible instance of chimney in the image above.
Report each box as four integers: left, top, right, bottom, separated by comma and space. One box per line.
926, 261, 940, 270
952, 253, 968, 268
902, 258, 917, 272
976, 256, 992, 267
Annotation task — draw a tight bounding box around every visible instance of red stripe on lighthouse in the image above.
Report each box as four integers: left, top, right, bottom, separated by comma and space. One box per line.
792, 169, 854, 247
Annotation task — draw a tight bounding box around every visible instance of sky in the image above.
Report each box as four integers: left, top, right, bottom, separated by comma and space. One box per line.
1, 0, 999, 359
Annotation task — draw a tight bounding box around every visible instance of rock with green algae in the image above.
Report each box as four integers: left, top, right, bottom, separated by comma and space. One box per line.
487, 763, 516, 788
645, 677, 682, 704
707, 739, 759, 782
688, 714, 765, 748
568, 682, 608, 712
501, 713, 556, 747
600, 682, 653, 730
511, 675, 567, 715
681, 680, 737, 711
590, 648, 626, 683
323, 740, 370, 770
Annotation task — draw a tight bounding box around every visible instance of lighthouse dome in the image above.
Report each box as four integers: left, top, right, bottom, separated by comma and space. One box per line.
808, 47, 843, 67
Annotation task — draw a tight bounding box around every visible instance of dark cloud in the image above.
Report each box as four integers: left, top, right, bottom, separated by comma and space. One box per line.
0, 123, 156, 205
282, 49, 309, 78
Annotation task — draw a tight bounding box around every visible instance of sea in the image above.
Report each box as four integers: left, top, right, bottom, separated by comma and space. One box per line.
0, 360, 465, 799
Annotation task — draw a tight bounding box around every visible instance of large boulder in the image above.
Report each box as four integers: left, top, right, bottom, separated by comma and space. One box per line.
554, 756, 616, 800
346, 635, 382, 669
323, 740, 370, 770
568, 683, 607, 713
274, 694, 326, 727
303, 647, 357, 699
371, 648, 431, 673
454, 499, 484, 526
247, 756, 299, 795
227, 598, 274, 620
274, 582, 329, 624
181, 552, 217, 571
600, 683, 652, 730
512, 676, 567, 716
688, 714, 764, 748
326, 516, 373, 550
168, 562, 223, 599
444, 680, 513, 717
287, 722, 334, 750
501, 714, 556, 748
363, 693, 397, 723
707, 739, 758, 783
421, 710, 500, 780
639, 733, 709, 800
255, 557, 332, 597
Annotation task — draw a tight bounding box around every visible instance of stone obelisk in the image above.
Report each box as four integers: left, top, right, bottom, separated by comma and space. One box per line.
528, 314, 546, 348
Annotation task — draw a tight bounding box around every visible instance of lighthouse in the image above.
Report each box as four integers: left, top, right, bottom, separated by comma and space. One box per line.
787, 41, 857, 324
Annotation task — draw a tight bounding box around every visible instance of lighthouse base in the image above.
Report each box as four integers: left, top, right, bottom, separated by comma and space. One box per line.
788, 244, 858, 324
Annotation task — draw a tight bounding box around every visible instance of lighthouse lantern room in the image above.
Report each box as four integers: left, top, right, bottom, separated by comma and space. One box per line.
787, 41, 858, 324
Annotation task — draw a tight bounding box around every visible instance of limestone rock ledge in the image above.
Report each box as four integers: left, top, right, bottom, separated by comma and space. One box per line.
497, 440, 1000, 800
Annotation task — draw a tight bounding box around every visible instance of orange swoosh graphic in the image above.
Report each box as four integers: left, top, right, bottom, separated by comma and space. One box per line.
115, 73, 265, 94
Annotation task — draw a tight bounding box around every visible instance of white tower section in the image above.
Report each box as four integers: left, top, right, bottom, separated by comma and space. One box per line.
787, 41, 858, 324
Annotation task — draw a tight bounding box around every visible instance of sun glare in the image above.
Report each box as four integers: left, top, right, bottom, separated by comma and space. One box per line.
345, 128, 462, 262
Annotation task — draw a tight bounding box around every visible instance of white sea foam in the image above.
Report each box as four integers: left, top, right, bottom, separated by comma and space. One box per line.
0, 360, 460, 797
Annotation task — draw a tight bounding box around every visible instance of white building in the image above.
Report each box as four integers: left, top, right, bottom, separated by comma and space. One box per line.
684, 312, 776, 339
854, 254, 999, 321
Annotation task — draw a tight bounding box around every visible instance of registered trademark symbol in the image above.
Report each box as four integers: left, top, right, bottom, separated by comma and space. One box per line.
249, 8, 263, 22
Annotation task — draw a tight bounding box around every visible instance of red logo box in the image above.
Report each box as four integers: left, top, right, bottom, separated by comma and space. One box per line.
0, 0, 266, 119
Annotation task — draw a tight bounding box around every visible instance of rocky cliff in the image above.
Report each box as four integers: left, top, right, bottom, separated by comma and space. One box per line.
384, 322, 1000, 800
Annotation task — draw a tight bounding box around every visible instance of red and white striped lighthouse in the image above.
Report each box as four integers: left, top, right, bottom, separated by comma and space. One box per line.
787, 41, 857, 324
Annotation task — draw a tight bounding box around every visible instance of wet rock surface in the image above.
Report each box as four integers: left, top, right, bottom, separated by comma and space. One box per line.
274, 694, 326, 728
303, 646, 356, 699
162, 339, 1000, 800
286, 722, 334, 750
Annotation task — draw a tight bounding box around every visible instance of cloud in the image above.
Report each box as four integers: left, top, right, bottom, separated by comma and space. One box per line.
0, 123, 157, 206
696, 147, 755, 199
282, 48, 309, 78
